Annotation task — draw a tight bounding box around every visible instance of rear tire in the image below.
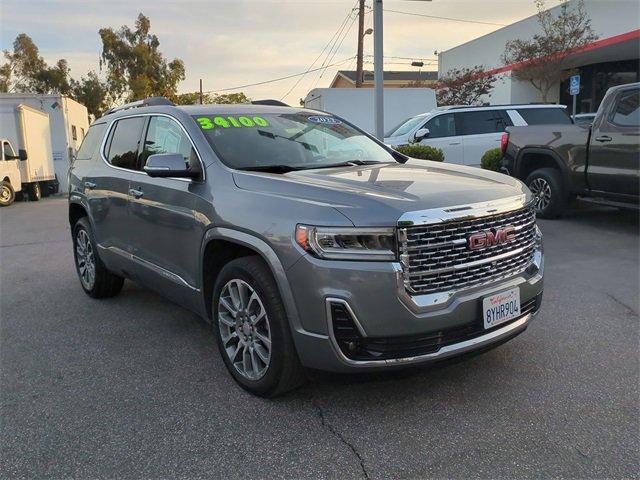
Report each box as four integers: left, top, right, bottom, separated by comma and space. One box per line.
28, 182, 41, 201
73, 217, 124, 298
212, 256, 306, 397
525, 168, 567, 219
0, 181, 15, 207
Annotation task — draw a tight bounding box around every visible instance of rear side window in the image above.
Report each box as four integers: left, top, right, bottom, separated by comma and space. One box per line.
424, 113, 456, 138
75, 123, 106, 161
610, 89, 640, 127
517, 108, 571, 125
106, 117, 145, 170
140, 116, 199, 169
457, 110, 505, 135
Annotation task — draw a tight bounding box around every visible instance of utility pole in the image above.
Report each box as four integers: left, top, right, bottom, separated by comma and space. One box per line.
373, 0, 384, 139
356, 0, 365, 88
199, 79, 203, 105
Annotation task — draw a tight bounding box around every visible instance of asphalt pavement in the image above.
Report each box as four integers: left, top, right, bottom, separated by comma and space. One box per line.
1, 197, 638, 479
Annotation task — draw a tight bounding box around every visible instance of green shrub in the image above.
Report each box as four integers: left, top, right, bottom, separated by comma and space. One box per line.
481, 148, 502, 171
394, 144, 445, 162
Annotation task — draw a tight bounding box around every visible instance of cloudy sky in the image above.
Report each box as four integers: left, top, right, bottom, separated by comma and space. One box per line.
2, 0, 563, 104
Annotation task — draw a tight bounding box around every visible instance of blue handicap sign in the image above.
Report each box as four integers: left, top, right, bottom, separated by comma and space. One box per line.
570, 75, 580, 95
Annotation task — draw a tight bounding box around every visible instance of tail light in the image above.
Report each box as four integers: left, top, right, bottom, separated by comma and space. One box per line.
500, 133, 509, 156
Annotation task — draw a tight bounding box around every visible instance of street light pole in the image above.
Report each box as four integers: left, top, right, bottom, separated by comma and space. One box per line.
373, 0, 384, 139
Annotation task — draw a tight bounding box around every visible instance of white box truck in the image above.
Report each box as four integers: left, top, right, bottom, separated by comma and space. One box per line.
303, 88, 437, 135
0, 104, 57, 206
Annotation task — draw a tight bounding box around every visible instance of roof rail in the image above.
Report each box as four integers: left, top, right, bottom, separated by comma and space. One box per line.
251, 99, 289, 107
104, 96, 175, 116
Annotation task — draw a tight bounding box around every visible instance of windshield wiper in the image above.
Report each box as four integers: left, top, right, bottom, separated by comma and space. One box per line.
308, 160, 383, 169
237, 165, 304, 173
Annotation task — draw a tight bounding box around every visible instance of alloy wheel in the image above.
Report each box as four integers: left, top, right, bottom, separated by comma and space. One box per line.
76, 229, 96, 289
218, 279, 271, 380
529, 177, 552, 211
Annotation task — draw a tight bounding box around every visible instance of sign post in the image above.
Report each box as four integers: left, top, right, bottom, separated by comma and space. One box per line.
569, 74, 580, 122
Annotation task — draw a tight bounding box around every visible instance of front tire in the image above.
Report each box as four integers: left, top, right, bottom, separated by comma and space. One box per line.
213, 256, 305, 397
526, 168, 567, 219
73, 217, 124, 298
0, 181, 15, 207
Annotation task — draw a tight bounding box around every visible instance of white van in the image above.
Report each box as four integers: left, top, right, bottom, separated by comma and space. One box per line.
0, 104, 58, 206
384, 104, 572, 166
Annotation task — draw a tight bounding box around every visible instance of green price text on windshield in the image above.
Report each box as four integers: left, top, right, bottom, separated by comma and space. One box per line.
196, 116, 269, 130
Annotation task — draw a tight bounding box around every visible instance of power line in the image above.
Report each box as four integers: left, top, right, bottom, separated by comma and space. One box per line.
384, 8, 506, 27
312, 7, 359, 88
204, 56, 356, 94
280, 1, 357, 100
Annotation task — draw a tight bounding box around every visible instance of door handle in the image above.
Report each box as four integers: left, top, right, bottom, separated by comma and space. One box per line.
129, 188, 144, 199
595, 135, 612, 143
84, 181, 96, 190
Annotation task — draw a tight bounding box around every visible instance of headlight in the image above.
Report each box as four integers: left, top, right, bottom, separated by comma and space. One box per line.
295, 225, 397, 261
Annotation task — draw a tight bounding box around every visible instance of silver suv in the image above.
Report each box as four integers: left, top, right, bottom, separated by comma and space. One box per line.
68, 97, 544, 397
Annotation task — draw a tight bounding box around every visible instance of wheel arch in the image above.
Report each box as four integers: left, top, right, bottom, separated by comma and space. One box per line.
69, 201, 89, 228
515, 148, 570, 190
200, 228, 303, 333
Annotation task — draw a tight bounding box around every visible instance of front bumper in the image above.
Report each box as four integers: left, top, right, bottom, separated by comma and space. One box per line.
286, 244, 543, 373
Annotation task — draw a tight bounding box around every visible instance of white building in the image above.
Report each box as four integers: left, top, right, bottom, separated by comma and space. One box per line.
438, 0, 640, 112
0, 94, 89, 191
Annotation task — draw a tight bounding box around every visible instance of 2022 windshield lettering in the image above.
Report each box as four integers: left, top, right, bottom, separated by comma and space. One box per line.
196, 116, 269, 130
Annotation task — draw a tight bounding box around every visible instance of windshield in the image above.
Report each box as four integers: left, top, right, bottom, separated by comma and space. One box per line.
194, 112, 395, 170
385, 114, 428, 138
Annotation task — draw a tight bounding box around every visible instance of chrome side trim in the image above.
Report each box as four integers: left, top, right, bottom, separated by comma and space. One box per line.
98, 245, 199, 291
325, 298, 368, 337
99, 112, 206, 182
397, 195, 529, 227
326, 309, 533, 367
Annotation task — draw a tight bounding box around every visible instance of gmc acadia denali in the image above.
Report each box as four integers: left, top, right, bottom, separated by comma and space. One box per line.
68, 97, 544, 397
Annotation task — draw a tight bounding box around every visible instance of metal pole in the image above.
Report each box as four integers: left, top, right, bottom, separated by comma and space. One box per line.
373, 0, 384, 139
199, 79, 203, 105
356, 0, 365, 88
572, 94, 576, 122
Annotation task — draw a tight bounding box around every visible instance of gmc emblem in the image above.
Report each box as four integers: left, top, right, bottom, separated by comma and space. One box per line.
468, 226, 516, 250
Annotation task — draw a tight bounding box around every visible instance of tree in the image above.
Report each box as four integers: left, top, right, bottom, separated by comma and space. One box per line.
501, 0, 598, 102
71, 71, 109, 118
1, 34, 73, 94
98, 13, 185, 104
436, 66, 496, 106
174, 91, 250, 105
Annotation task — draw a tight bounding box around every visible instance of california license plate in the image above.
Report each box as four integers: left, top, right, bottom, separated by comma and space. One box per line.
483, 288, 521, 329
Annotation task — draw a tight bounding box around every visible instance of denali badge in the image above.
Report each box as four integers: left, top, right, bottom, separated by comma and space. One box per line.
468, 226, 516, 250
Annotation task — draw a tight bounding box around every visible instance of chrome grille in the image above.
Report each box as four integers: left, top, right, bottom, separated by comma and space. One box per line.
399, 206, 536, 295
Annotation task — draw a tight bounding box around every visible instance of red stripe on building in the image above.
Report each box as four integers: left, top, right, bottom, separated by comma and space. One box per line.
485, 28, 640, 76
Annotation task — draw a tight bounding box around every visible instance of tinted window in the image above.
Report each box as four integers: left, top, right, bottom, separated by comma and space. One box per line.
611, 89, 640, 127
106, 117, 145, 170
517, 108, 571, 125
457, 110, 505, 135
3, 142, 15, 159
424, 113, 456, 138
141, 116, 198, 169
76, 123, 106, 161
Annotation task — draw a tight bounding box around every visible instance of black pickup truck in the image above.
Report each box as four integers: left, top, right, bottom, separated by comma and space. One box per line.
501, 82, 639, 218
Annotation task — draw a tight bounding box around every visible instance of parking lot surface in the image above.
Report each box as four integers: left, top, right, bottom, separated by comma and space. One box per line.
1, 197, 638, 479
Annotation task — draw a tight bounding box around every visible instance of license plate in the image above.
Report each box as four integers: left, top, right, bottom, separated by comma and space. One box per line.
483, 287, 521, 329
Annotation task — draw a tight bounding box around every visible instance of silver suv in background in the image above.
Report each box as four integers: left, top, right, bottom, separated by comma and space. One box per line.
385, 104, 572, 166
68, 98, 544, 397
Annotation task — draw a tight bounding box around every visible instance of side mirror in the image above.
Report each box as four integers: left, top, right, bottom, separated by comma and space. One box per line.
18, 149, 27, 161
411, 128, 430, 143
143, 153, 198, 179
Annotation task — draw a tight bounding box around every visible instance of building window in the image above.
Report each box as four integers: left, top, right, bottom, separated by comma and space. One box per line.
80, 127, 85, 140
72, 125, 78, 141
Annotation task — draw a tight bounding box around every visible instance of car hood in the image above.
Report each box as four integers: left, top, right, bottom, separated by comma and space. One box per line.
232, 160, 530, 226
